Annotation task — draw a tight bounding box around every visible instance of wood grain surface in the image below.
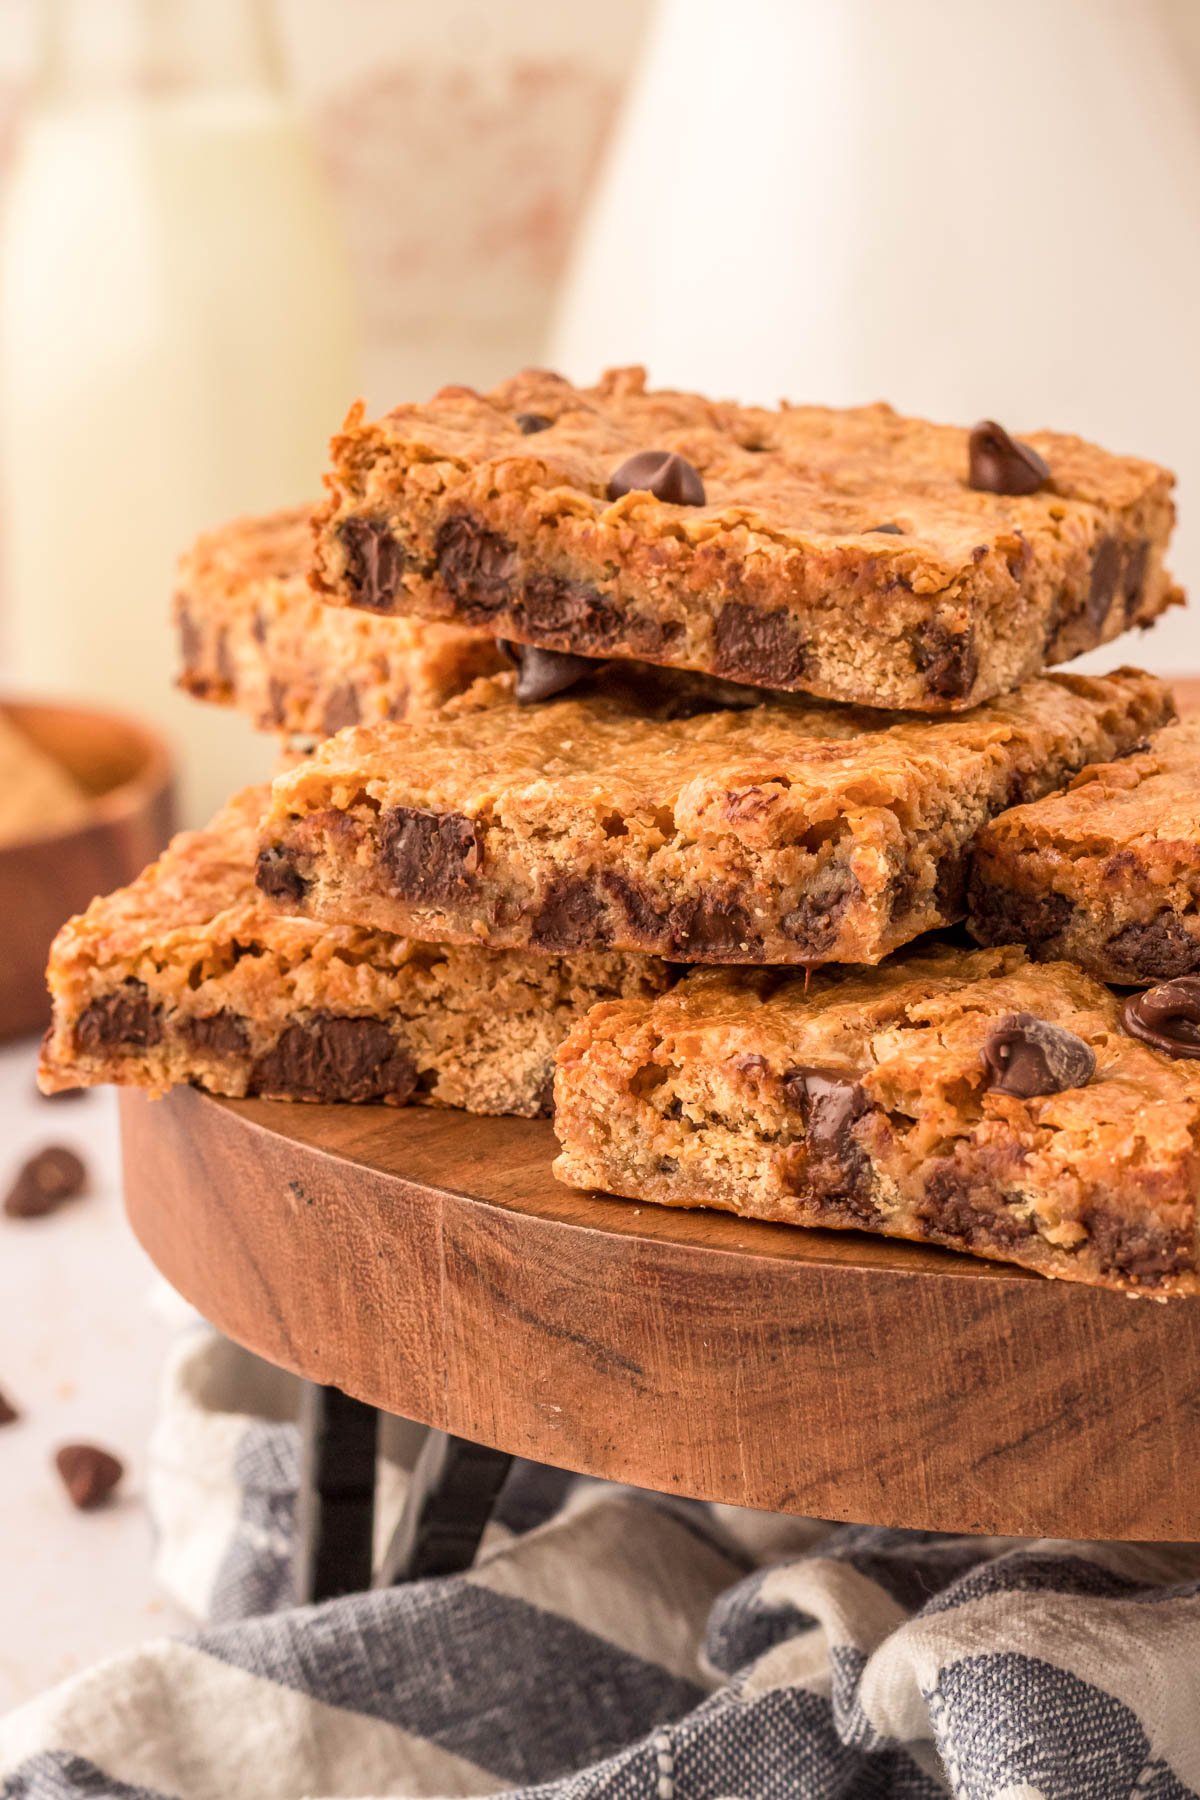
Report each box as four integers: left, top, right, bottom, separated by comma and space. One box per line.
0, 700, 174, 1040
120, 1088, 1200, 1542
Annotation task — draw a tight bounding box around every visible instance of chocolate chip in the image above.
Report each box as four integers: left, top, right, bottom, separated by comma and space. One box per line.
668, 892, 758, 958
75, 980, 163, 1052
598, 871, 665, 942
536, 1070, 556, 1118
322, 683, 361, 736
919, 1164, 1034, 1250
780, 870, 860, 956
967, 421, 1050, 496
712, 603, 807, 688
520, 574, 622, 651
180, 1011, 250, 1056
55, 1443, 124, 1511
1122, 977, 1200, 1059
251, 1015, 417, 1103
981, 1013, 1096, 1097
1104, 917, 1200, 982
499, 641, 595, 703
4, 1145, 87, 1218
966, 876, 1072, 950
515, 412, 552, 435
911, 617, 978, 701
606, 450, 705, 506
1123, 540, 1150, 622
255, 846, 309, 906
339, 516, 405, 612
731, 1052, 769, 1079
379, 807, 481, 904
0, 1389, 19, 1426
434, 515, 516, 615
866, 522, 905, 535
781, 1066, 871, 1199
1087, 536, 1123, 630
531, 878, 609, 951
1087, 1208, 1189, 1284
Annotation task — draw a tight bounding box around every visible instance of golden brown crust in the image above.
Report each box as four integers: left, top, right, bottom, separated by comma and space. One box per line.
552, 944, 1200, 1295
969, 715, 1200, 983
39, 787, 670, 1116
312, 366, 1180, 711
257, 664, 1173, 967
174, 506, 505, 737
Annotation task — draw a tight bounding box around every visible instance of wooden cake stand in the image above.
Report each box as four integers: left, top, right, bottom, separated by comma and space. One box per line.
119, 1086, 1200, 1592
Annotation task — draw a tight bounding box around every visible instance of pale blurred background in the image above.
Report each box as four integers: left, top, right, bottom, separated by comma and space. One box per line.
1, 0, 1198, 819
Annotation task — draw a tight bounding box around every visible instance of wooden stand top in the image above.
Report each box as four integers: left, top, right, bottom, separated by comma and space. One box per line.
120, 1088, 1200, 1543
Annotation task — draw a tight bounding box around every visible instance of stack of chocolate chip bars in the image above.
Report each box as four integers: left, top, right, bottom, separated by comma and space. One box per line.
41, 367, 1200, 1296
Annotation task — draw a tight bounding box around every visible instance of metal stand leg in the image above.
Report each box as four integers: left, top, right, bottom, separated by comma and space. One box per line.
295, 1383, 378, 1603
377, 1428, 514, 1585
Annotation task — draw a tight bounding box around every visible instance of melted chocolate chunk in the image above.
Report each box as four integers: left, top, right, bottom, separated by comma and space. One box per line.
180, 1010, 250, 1057
499, 641, 595, 703
519, 574, 622, 650
1122, 977, 1200, 1059
780, 869, 860, 955
379, 807, 481, 903
781, 1065, 872, 1199
932, 851, 968, 918
250, 1014, 417, 1103
981, 1012, 1096, 1098
668, 892, 758, 958
1087, 1208, 1189, 1283
967, 420, 1050, 496
434, 515, 517, 616
75, 981, 163, 1052
530, 878, 608, 951
606, 450, 705, 506
599, 871, 666, 941
966, 875, 1072, 949
55, 1443, 124, 1510
1105, 916, 1200, 981
4, 1146, 87, 1218
712, 603, 807, 688
1087, 536, 1122, 630
919, 1164, 1034, 1249
322, 683, 361, 736
1123, 540, 1150, 622
911, 618, 978, 701
515, 412, 552, 435
339, 516, 405, 612
536, 1069, 557, 1117
255, 845, 309, 906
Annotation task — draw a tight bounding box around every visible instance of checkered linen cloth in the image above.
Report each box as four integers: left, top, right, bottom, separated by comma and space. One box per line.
3, 1327, 1200, 1799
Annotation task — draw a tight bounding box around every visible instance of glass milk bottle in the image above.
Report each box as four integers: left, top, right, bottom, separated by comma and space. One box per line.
0, 0, 357, 821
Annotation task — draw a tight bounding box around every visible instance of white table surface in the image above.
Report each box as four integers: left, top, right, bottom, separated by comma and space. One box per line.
0, 1035, 190, 1713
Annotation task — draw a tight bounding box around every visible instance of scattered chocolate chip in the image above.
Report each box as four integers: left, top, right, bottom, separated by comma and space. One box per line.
1122, 977, 1200, 1059
4, 1146, 87, 1219
379, 807, 481, 903
780, 871, 860, 956
520, 574, 622, 650
321, 683, 361, 736
251, 1015, 417, 1104
668, 892, 758, 958
255, 846, 309, 906
180, 1010, 250, 1056
498, 641, 596, 703
0, 1389, 19, 1426
966, 876, 1072, 950
338, 516, 405, 612
1104, 917, 1200, 982
531, 878, 609, 952
782, 1066, 872, 1200
712, 602, 807, 688
1122, 540, 1150, 622
911, 617, 978, 702
55, 1443, 124, 1511
1087, 1208, 1188, 1283
75, 981, 162, 1052
981, 1013, 1096, 1097
606, 450, 706, 507
598, 871, 665, 942
434, 515, 517, 614
1087, 536, 1122, 630
967, 420, 1050, 496
919, 1164, 1034, 1250
536, 1071, 557, 1118
866, 522, 905, 535
514, 412, 552, 435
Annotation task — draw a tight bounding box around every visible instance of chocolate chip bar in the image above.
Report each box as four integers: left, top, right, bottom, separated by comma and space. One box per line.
552, 945, 1200, 1295
40, 788, 670, 1115
969, 715, 1200, 984
256, 664, 1171, 967
311, 366, 1180, 712
176, 506, 505, 738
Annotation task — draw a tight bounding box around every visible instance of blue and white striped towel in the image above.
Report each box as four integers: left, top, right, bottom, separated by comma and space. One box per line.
3, 1328, 1199, 1799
